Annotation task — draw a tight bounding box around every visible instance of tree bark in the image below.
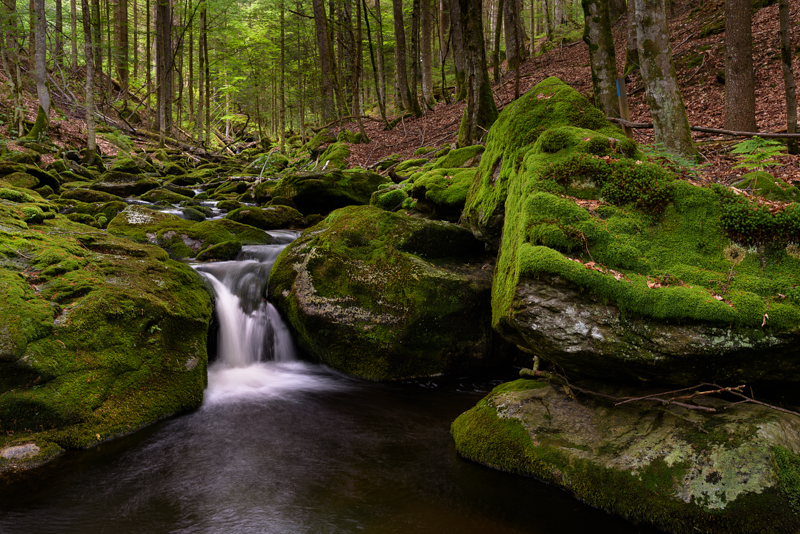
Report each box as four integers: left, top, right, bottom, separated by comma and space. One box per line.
393, 0, 421, 114
113, 0, 129, 95
197, 0, 205, 140
27, 0, 50, 139
92, 0, 102, 77
542, 0, 553, 40
457, 0, 498, 146
353, 0, 368, 139
280, 0, 286, 153
411, 0, 421, 107
724, 0, 756, 131
421, 0, 437, 109
448, 0, 467, 100
373, 0, 387, 109
312, 0, 337, 122
779, 0, 798, 154
71, 0, 78, 69
634, 0, 696, 158
493, 0, 503, 82
56, 0, 63, 67
363, 0, 389, 125
504, 0, 526, 70
1, 0, 25, 136
82, 0, 97, 161
624, 0, 637, 74
582, 0, 620, 118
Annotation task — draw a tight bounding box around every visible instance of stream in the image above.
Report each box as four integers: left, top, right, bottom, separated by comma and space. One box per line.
0, 232, 656, 534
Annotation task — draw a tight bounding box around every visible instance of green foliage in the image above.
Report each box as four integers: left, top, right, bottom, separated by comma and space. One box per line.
602, 159, 675, 212
714, 184, 800, 245
731, 137, 785, 170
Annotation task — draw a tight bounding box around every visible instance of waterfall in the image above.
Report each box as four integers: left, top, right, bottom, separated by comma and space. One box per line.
193, 232, 335, 404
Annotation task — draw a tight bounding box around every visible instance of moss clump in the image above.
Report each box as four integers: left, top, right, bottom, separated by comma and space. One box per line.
139, 188, 192, 204
434, 145, 485, 168
318, 142, 350, 170
196, 240, 242, 261
370, 185, 409, 211
395, 158, 429, 175
264, 169, 390, 215
225, 205, 303, 230
733, 171, 800, 202
60, 188, 123, 204
306, 129, 337, 153
268, 205, 510, 380
715, 184, 800, 245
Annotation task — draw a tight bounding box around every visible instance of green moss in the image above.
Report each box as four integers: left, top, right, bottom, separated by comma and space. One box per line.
225, 205, 303, 230
773, 446, 800, 513
371, 186, 409, 211
195, 240, 242, 261
395, 158, 429, 174
319, 142, 350, 170
733, 171, 800, 202
434, 145, 485, 168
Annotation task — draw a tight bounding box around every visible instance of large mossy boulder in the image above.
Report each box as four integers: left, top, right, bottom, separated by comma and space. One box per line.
467, 77, 800, 386
268, 205, 513, 380
255, 169, 390, 215
452, 378, 800, 533
462, 76, 624, 247
0, 200, 212, 471
107, 205, 272, 259
225, 205, 304, 230
90, 171, 160, 197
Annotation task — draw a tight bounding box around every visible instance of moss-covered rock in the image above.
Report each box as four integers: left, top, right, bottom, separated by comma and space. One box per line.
463, 77, 627, 246
0, 163, 60, 194
268, 205, 513, 380
107, 205, 272, 259
2, 172, 40, 190
318, 142, 350, 170
139, 188, 193, 204
0, 202, 212, 472
452, 379, 800, 533
434, 145, 485, 168
460, 77, 800, 386
370, 184, 409, 211
733, 171, 800, 202
195, 240, 242, 261
91, 172, 160, 197
60, 188, 123, 204
225, 205, 303, 230
257, 169, 390, 216
306, 128, 337, 153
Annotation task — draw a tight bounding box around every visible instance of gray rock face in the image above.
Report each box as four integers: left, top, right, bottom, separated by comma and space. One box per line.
452, 379, 800, 533
497, 274, 800, 386
1, 443, 40, 459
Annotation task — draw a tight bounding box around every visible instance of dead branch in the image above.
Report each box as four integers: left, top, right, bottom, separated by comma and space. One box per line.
608, 117, 800, 139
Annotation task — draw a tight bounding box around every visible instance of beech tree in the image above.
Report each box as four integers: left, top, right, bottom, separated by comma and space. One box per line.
1, 0, 25, 136
779, 0, 797, 154
724, 0, 756, 131
27, 0, 51, 139
634, 0, 696, 158
456, 0, 497, 146
582, 0, 619, 118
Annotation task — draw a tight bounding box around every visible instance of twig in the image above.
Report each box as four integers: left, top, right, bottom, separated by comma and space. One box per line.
3, 243, 33, 260
608, 117, 800, 139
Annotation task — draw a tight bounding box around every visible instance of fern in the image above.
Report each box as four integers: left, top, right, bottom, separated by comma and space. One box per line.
731, 136, 785, 170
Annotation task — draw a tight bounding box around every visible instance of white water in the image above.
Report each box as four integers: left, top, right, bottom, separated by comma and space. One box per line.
194, 233, 344, 404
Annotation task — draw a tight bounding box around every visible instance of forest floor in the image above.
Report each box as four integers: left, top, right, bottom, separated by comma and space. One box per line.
345, 0, 800, 187
1, 0, 799, 187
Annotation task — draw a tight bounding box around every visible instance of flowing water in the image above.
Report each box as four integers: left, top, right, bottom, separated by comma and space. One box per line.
0, 232, 657, 534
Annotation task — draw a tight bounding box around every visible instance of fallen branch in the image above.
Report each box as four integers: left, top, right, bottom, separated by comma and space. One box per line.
608, 117, 800, 139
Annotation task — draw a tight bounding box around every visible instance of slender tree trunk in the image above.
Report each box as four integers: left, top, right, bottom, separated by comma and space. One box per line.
624, 0, 637, 74
113, 0, 129, 95
312, 0, 337, 122
373, 0, 387, 110
504, 0, 526, 69
56, 0, 63, 67
92, 0, 102, 77
187, 0, 193, 126
363, 0, 389, 125
133, 0, 138, 80
280, 0, 286, 153
394, 0, 416, 113
634, 0, 696, 158
146, 0, 152, 112
530, 0, 535, 55
71, 0, 78, 69
354, 0, 368, 139
197, 1, 204, 140
27, 0, 51, 139
82, 0, 97, 161
203, 6, 209, 145
457, 0, 498, 146
543, 0, 553, 40
724, 0, 756, 131
28, 0, 35, 70
779, 0, 798, 154
448, 0, 467, 100
493, 0, 503, 82
582, 0, 619, 118
411, 0, 421, 108
421, 0, 436, 109
608, 0, 624, 19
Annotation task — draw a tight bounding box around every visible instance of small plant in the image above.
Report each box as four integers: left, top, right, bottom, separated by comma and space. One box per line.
731, 136, 785, 170
640, 142, 706, 178
724, 244, 747, 265
787, 243, 800, 260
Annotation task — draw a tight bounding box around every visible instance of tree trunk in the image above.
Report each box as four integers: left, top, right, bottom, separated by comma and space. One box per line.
133, 0, 138, 80
372, 0, 387, 111
608, 0, 624, 20
530, 0, 536, 55
493, 0, 503, 82
92, 0, 102, 77
542, 0, 553, 40
27, 0, 50, 139
188, 0, 193, 126
779, 0, 797, 154
312, 0, 337, 122
28, 0, 35, 70
155, 0, 173, 138
724, 0, 756, 131
364, 0, 389, 125
421, 0, 436, 109
197, 0, 204, 141
353, 0, 368, 139
280, 0, 286, 153
56, 0, 63, 67
393, 0, 414, 112
71, 0, 78, 69
411, 0, 421, 109
457, 0, 498, 146
82, 0, 97, 161
504, 0, 526, 69
582, 0, 619, 118
448, 0, 467, 100
146, 0, 152, 112
624, 0, 637, 74
634, 0, 696, 158
113, 0, 129, 95
1, 0, 25, 136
